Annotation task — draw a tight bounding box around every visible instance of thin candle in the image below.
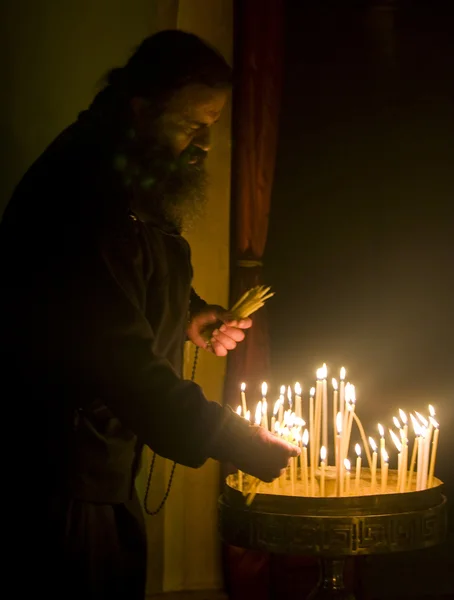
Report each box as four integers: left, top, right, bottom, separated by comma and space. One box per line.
261, 382, 268, 430
378, 423, 385, 472
339, 367, 346, 423
354, 443, 362, 495
421, 413, 434, 490
369, 437, 378, 494
295, 382, 302, 419
240, 382, 247, 416
287, 385, 293, 412
389, 429, 403, 491
344, 458, 351, 496
309, 386, 315, 488
427, 418, 440, 488
381, 449, 389, 494
271, 399, 280, 434
407, 417, 421, 491
335, 412, 342, 497
278, 385, 285, 423
416, 427, 426, 491
254, 401, 262, 426
320, 446, 327, 497
236, 406, 244, 491
314, 365, 325, 471
302, 429, 309, 496
332, 378, 338, 459
344, 385, 356, 463
321, 364, 328, 461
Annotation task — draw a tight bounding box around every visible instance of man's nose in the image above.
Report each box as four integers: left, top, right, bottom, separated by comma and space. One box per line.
192, 128, 211, 152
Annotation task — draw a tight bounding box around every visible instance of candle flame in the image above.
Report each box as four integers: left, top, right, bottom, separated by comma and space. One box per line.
310, 387, 315, 397
429, 416, 439, 429
389, 429, 402, 452
273, 399, 281, 415
245, 410, 250, 422
332, 378, 338, 390
240, 382, 246, 392
294, 382, 302, 396
429, 404, 436, 417
369, 436, 377, 452
274, 421, 280, 433
410, 413, 420, 434
236, 406, 242, 416
340, 366, 346, 381
295, 416, 306, 428
399, 409, 408, 424
345, 382, 351, 402
336, 411, 343, 434
255, 402, 262, 425
279, 385, 285, 396
320, 446, 327, 461
344, 458, 351, 471
302, 429, 309, 446
393, 416, 401, 430
415, 411, 429, 428
355, 443, 361, 456
382, 449, 389, 463
287, 386, 292, 401
378, 423, 385, 437
261, 382, 268, 397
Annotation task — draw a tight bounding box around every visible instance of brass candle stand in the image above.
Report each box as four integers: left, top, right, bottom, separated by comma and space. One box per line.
219, 470, 447, 599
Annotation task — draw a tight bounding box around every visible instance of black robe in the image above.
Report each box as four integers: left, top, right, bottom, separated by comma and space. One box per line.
0, 108, 245, 598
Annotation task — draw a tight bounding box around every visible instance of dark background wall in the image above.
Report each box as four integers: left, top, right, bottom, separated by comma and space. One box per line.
265, 2, 453, 596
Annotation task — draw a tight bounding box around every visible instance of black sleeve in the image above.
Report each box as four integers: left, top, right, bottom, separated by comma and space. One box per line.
37, 217, 249, 469
189, 287, 208, 317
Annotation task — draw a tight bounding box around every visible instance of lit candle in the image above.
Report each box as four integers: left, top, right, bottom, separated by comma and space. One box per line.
415, 411, 429, 428
389, 428, 403, 492
240, 382, 247, 417
381, 449, 389, 494
294, 382, 302, 419
315, 365, 325, 469
344, 385, 356, 464
339, 367, 346, 423
278, 385, 285, 423
321, 364, 328, 461
421, 412, 434, 490
399, 411, 408, 493
332, 378, 338, 457
399, 409, 409, 444
369, 437, 378, 493
261, 383, 268, 430
342, 383, 352, 459
335, 412, 342, 497
378, 423, 385, 472
235, 406, 243, 491
254, 401, 262, 426
344, 458, 351, 496
393, 416, 403, 442
287, 385, 293, 413
407, 415, 420, 491
416, 427, 426, 491
427, 418, 439, 488
245, 410, 250, 422
302, 429, 309, 496
354, 443, 362, 495
309, 386, 315, 487
320, 446, 327, 496
271, 399, 280, 434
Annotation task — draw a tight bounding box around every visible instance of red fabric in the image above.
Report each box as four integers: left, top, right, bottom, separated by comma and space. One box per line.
224, 0, 285, 406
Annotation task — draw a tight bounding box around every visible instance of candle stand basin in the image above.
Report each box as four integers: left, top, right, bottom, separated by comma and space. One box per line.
219, 472, 447, 599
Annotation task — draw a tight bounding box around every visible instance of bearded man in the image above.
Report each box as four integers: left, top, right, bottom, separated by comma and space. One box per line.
0, 31, 297, 599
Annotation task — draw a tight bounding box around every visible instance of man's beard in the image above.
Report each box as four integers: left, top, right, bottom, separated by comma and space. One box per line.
123, 136, 208, 232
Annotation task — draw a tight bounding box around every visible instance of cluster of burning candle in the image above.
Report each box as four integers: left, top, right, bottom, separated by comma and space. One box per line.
236, 365, 440, 499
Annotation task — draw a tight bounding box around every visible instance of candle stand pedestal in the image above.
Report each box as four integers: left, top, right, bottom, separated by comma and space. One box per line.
219, 473, 447, 599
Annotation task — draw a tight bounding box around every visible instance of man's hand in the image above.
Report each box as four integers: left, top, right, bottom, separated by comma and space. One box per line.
187, 305, 252, 357
233, 426, 300, 482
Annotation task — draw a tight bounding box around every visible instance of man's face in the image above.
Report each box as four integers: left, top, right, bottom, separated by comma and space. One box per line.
129, 84, 227, 230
